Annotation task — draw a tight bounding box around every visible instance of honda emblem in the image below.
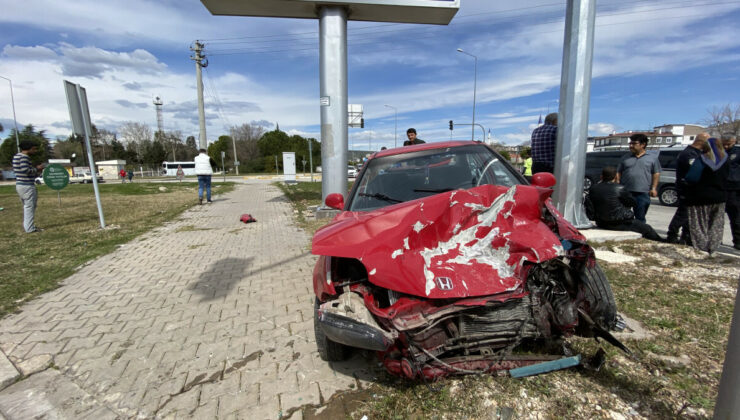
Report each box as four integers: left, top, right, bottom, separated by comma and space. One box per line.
436, 277, 453, 291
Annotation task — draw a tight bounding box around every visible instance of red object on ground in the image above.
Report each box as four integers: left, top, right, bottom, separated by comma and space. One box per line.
240, 214, 257, 223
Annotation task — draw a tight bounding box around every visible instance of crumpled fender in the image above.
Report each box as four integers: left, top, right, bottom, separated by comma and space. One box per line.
312, 185, 566, 299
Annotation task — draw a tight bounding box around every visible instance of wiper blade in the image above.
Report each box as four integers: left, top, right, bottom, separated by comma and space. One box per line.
359, 192, 403, 203
413, 188, 453, 193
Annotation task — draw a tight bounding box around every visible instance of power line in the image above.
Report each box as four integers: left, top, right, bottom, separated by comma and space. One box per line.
202, 0, 737, 50
204, 0, 740, 56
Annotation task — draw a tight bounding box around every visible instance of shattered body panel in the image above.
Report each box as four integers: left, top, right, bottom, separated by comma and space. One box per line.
310, 141, 621, 379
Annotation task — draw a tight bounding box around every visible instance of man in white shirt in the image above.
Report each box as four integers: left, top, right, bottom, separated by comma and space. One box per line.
194, 149, 214, 204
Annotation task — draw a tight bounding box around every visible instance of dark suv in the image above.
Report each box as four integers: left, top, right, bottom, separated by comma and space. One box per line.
584, 149, 682, 206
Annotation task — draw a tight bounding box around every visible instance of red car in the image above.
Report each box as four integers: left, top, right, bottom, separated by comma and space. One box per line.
312, 141, 624, 379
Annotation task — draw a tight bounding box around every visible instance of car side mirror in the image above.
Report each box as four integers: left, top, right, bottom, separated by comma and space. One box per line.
325, 193, 345, 210
531, 172, 556, 188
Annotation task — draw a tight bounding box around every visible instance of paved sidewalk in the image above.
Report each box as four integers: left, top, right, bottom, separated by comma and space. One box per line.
0, 182, 374, 419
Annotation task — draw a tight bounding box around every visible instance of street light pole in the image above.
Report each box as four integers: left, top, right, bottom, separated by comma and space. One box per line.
456, 49, 477, 141
384, 104, 397, 147
0, 75, 22, 153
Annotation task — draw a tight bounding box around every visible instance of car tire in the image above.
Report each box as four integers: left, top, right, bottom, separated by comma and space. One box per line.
659, 185, 678, 207
314, 298, 349, 361
579, 262, 617, 331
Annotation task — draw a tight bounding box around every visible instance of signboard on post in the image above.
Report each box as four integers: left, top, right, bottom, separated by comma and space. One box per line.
63, 80, 106, 228
42, 164, 69, 190
201, 0, 460, 24
283, 152, 296, 183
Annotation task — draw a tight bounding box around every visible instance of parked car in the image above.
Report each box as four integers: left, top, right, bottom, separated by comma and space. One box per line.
584, 149, 681, 206
70, 172, 103, 184
584, 151, 627, 190
348, 165, 358, 178
312, 141, 627, 379
656, 149, 681, 206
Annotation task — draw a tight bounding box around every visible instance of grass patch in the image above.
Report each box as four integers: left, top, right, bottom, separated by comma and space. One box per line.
0, 181, 234, 317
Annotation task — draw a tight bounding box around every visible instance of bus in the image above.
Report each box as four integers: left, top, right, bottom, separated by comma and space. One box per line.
162, 161, 196, 176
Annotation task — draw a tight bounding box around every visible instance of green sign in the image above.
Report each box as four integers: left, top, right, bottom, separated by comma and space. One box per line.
42, 164, 70, 190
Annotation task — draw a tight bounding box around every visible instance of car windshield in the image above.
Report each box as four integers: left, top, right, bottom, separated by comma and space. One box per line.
348, 144, 522, 211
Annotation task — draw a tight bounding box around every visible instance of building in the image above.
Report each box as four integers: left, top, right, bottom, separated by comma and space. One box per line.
592, 124, 705, 151
97, 160, 126, 180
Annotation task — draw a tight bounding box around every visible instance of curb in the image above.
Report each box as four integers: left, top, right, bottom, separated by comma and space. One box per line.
0, 351, 20, 392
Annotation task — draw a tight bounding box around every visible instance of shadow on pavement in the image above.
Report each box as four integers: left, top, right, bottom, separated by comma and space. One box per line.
189, 252, 314, 302
189, 257, 253, 302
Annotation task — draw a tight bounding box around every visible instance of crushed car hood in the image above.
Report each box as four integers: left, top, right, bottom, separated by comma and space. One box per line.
312, 185, 574, 299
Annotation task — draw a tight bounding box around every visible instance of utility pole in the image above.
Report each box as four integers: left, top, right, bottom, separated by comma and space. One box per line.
190, 41, 208, 149
232, 136, 239, 175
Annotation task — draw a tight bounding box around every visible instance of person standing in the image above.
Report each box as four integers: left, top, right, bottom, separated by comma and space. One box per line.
530, 113, 557, 174
521, 149, 533, 181
721, 133, 739, 250
588, 166, 663, 241
677, 134, 727, 254
119, 168, 127, 183
127, 170, 134, 183
616, 133, 661, 223
13, 140, 45, 233
403, 128, 426, 146
194, 148, 214, 204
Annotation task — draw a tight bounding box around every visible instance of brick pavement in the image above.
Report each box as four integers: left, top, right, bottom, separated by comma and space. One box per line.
0, 182, 377, 419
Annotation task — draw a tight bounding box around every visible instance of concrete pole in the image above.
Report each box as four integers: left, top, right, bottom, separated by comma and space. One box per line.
0, 76, 21, 153
553, 0, 596, 229
714, 276, 740, 419
232, 136, 239, 175
192, 41, 208, 149
319, 6, 348, 203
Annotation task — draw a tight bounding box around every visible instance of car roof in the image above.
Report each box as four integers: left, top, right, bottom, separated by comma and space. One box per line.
371, 141, 485, 159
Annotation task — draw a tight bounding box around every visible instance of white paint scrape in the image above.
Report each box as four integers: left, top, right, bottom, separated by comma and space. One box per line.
420, 187, 520, 295
369, 268, 377, 275
391, 249, 403, 259
413, 221, 426, 232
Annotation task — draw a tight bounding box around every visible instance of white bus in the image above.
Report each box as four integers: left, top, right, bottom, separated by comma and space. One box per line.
162, 161, 196, 176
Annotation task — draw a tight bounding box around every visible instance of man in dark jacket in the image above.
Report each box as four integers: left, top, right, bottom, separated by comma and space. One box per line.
722, 134, 739, 250
589, 166, 663, 241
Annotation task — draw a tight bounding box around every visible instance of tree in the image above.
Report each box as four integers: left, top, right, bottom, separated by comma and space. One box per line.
53, 136, 86, 166
705, 103, 740, 136
143, 141, 167, 165
208, 136, 232, 170
118, 122, 152, 162
0, 125, 51, 166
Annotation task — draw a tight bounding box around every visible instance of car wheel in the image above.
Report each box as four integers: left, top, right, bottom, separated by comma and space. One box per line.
314, 298, 349, 361
579, 262, 617, 331
659, 186, 678, 207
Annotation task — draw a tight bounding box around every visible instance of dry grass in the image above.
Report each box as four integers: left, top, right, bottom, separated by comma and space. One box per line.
0, 182, 234, 317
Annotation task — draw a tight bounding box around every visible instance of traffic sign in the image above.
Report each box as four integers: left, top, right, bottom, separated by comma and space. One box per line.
42, 164, 69, 190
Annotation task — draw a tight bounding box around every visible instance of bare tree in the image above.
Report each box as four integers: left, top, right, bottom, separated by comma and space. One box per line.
705, 103, 740, 136
229, 123, 265, 162
118, 122, 152, 161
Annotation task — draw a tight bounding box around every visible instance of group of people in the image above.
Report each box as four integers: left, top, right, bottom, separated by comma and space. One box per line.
119, 169, 134, 183
530, 113, 739, 254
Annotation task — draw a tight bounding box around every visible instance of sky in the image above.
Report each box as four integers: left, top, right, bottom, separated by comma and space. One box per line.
1, 0, 739, 151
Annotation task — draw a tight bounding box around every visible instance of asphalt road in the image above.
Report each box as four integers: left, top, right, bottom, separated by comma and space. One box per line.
645, 198, 738, 255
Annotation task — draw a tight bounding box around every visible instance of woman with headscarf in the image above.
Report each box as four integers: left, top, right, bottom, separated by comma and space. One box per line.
679, 134, 728, 254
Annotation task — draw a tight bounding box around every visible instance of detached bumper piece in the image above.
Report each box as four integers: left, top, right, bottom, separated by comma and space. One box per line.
318, 311, 394, 351
318, 293, 397, 352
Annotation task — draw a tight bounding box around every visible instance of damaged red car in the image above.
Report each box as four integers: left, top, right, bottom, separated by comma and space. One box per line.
312, 141, 624, 379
